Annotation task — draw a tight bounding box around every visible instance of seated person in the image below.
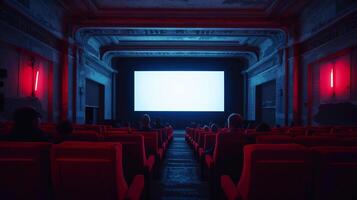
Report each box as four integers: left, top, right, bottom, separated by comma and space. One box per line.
205, 113, 244, 155
139, 114, 152, 131
222, 113, 244, 134
7, 107, 48, 142
152, 117, 164, 129
203, 125, 210, 132
210, 123, 218, 133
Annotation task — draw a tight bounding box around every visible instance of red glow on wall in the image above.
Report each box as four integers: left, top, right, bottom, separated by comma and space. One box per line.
319, 53, 350, 102
21, 65, 33, 96
330, 67, 334, 88
34, 70, 39, 92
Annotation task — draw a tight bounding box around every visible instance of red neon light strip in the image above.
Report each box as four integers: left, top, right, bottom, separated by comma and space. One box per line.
35, 70, 39, 91
330, 68, 334, 88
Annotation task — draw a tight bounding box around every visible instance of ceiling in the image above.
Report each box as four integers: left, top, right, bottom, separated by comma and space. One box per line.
75, 27, 285, 66
89, 0, 274, 9
59, 0, 307, 68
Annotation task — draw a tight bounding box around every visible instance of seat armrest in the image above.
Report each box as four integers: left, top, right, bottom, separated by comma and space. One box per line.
205, 154, 214, 169
221, 175, 240, 200
145, 155, 155, 173
199, 148, 204, 158
158, 148, 164, 160
126, 175, 145, 200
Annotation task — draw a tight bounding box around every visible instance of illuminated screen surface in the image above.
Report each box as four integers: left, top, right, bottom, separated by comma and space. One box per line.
134, 71, 224, 111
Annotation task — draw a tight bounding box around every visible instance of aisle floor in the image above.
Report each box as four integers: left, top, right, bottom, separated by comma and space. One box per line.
151, 130, 209, 200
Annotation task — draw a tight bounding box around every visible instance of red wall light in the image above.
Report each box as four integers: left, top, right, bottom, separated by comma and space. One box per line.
330, 67, 334, 88
34, 70, 39, 92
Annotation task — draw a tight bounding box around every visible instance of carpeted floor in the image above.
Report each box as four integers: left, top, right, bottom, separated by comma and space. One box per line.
151, 130, 209, 200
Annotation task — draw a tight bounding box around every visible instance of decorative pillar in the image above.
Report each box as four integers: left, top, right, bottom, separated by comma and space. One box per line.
292, 43, 301, 126
60, 42, 69, 121
284, 47, 289, 126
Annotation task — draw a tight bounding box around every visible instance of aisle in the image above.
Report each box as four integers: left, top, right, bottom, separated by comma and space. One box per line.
151, 130, 209, 199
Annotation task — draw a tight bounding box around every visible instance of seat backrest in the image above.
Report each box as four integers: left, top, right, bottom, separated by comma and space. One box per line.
104, 134, 146, 183
106, 127, 131, 132
271, 127, 289, 134
166, 127, 173, 137
0, 142, 51, 200
213, 133, 250, 180
294, 136, 341, 147
193, 128, 201, 142
51, 142, 128, 200
256, 135, 293, 144
73, 124, 103, 133
133, 131, 159, 158
198, 131, 210, 148
306, 126, 332, 135
288, 127, 307, 136
154, 129, 164, 147
203, 133, 216, 151
339, 137, 357, 146
238, 144, 313, 200
311, 146, 357, 200
107, 130, 130, 136
186, 127, 194, 138
69, 130, 100, 141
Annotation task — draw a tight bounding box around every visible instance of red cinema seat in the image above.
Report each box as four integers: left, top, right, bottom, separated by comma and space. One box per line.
107, 130, 130, 136
185, 127, 194, 143
221, 144, 313, 200
205, 133, 250, 197
167, 127, 173, 142
0, 142, 52, 200
306, 126, 332, 136
255, 135, 293, 144
51, 142, 144, 200
104, 134, 155, 182
161, 128, 169, 150
154, 129, 167, 152
133, 131, 164, 162
69, 130, 100, 141
106, 127, 132, 132
199, 133, 217, 161
190, 128, 201, 147
294, 136, 341, 147
194, 131, 210, 156
73, 124, 103, 134
311, 146, 357, 200
288, 127, 307, 136
340, 137, 357, 146
199, 133, 216, 177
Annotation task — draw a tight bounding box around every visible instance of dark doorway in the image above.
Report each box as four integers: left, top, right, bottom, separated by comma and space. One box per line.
256, 80, 276, 126
85, 79, 104, 124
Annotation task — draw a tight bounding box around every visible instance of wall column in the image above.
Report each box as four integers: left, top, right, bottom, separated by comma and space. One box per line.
292, 43, 301, 125
60, 42, 69, 121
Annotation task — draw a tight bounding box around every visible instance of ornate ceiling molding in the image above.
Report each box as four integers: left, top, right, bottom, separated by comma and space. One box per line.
100, 45, 260, 60
102, 50, 257, 66
73, 27, 286, 67
75, 27, 286, 47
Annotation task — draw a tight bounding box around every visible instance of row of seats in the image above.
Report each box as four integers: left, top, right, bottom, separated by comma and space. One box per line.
0, 126, 174, 200
0, 122, 174, 143
0, 141, 145, 200
185, 127, 357, 199
221, 144, 357, 200
256, 135, 357, 146
247, 126, 357, 136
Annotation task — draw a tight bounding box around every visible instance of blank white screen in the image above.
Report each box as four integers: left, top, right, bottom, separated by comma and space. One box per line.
134, 71, 224, 111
